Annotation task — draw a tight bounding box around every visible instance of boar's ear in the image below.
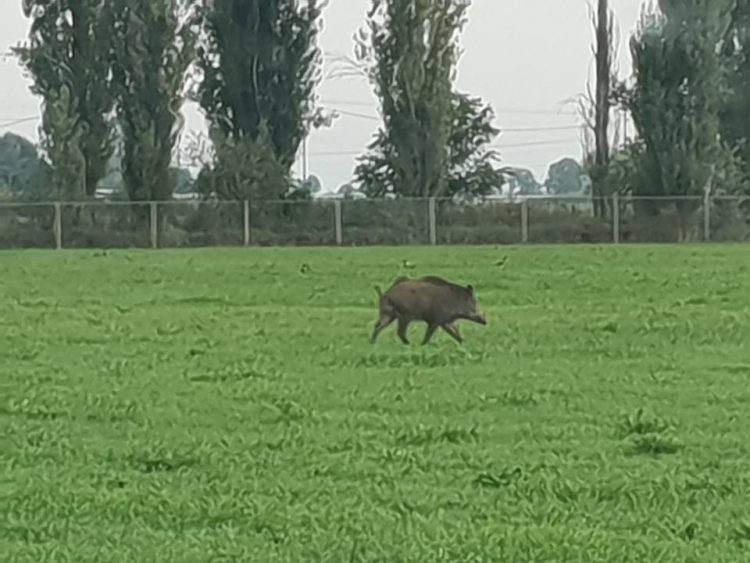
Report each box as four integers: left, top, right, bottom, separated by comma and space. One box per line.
466, 284, 475, 296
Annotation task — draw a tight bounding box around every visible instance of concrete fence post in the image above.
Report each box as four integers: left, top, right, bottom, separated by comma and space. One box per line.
428, 197, 437, 245
150, 202, 158, 249
521, 199, 529, 243
704, 192, 711, 242
334, 200, 343, 245
53, 202, 62, 250
612, 192, 620, 244
243, 200, 251, 246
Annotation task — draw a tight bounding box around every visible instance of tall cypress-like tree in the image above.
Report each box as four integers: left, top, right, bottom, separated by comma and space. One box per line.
196, 0, 324, 174
110, 0, 197, 201
578, 0, 619, 218
720, 0, 750, 183
15, 0, 115, 199
629, 0, 735, 200
354, 0, 504, 199
624, 0, 739, 238
592, 0, 615, 217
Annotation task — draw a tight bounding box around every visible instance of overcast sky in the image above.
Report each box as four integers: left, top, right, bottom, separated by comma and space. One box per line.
0, 1, 643, 191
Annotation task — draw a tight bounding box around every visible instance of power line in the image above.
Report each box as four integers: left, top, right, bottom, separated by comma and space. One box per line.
502, 125, 581, 132
309, 138, 579, 158
307, 150, 362, 157
331, 108, 379, 121
496, 138, 580, 149
494, 107, 578, 116
327, 107, 582, 132
0, 116, 39, 129
494, 139, 576, 153
322, 98, 578, 116
321, 99, 376, 108
326, 104, 581, 131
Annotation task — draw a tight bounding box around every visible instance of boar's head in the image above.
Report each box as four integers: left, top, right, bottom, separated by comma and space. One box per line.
457, 284, 487, 325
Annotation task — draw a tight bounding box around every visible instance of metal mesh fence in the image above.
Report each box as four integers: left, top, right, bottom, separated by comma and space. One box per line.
1, 195, 750, 250
251, 200, 336, 246
159, 201, 244, 248
341, 198, 429, 245
527, 197, 612, 244
0, 204, 56, 249
709, 196, 750, 242
435, 199, 522, 244
60, 202, 151, 249
618, 197, 705, 243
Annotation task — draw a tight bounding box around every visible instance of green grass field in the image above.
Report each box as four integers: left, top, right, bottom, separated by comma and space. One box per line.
2, 244, 750, 562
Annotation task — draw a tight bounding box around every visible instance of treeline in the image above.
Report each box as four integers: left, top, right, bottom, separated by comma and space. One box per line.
7, 0, 750, 218
13, 0, 321, 202
589, 1, 750, 210
9, 0, 504, 203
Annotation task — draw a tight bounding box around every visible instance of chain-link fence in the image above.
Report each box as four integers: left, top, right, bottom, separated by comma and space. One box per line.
0, 203, 56, 249
0, 195, 749, 250
436, 198, 523, 245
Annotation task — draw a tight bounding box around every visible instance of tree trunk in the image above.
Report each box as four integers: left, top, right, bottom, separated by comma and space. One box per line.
593, 0, 612, 218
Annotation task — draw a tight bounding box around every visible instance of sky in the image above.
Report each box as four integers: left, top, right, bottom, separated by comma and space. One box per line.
0, 1, 644, 192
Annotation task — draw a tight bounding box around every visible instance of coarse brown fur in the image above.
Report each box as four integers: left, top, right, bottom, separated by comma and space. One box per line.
371, 275, 487, 345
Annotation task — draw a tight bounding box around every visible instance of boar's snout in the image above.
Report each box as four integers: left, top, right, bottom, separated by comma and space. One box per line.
472, 312, 488, 325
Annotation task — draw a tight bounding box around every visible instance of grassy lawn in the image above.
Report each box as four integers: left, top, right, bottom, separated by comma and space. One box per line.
2, 244, 750, 561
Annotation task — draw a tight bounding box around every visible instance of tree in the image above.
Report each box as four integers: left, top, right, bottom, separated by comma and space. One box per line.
173, 168, 195, 195
576, 0, 619, 217
110, 0, 197, 201
300, 174, 323, 195
15, 0, 115, 200
546, 158, 591, 196
194, 131, 289, 201
444, 93, 505, 200
720, 0, 750, 184
591, 0, 615, 216
195, 0, 324, 176
357, 90, 505, 199
622, 1, 739, 239
337, 183, 356, 197
593, 0, 613, 168
0, 132, 52, 200
502, 167, 543, 196
354, 0, 503, 199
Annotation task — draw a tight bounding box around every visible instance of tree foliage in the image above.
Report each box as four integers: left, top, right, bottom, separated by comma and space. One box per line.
502, 167, 543, 196
546, 158, 591, 196
592, 0, 614, 176
111, 0, 197, 201
0, 132, 52, 200
610, 0, 748, 240
354, 0, 504, 199
357, 91, 504, 199
445, 93, 504, 199
196, 0, 324, 171
194, 131, 289, 201
585, 0, 618, 217
15, 0, 115, 199
623, 1, 737, 200
720, 0, 750, 184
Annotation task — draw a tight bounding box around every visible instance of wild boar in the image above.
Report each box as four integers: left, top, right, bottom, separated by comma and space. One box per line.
370, 275, 488, 345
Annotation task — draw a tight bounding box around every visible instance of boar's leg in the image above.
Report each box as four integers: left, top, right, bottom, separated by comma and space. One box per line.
396, 319, 411, 345
421, 323, 439, 345
370, 315, 395, 344
441, 323, 464, 344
